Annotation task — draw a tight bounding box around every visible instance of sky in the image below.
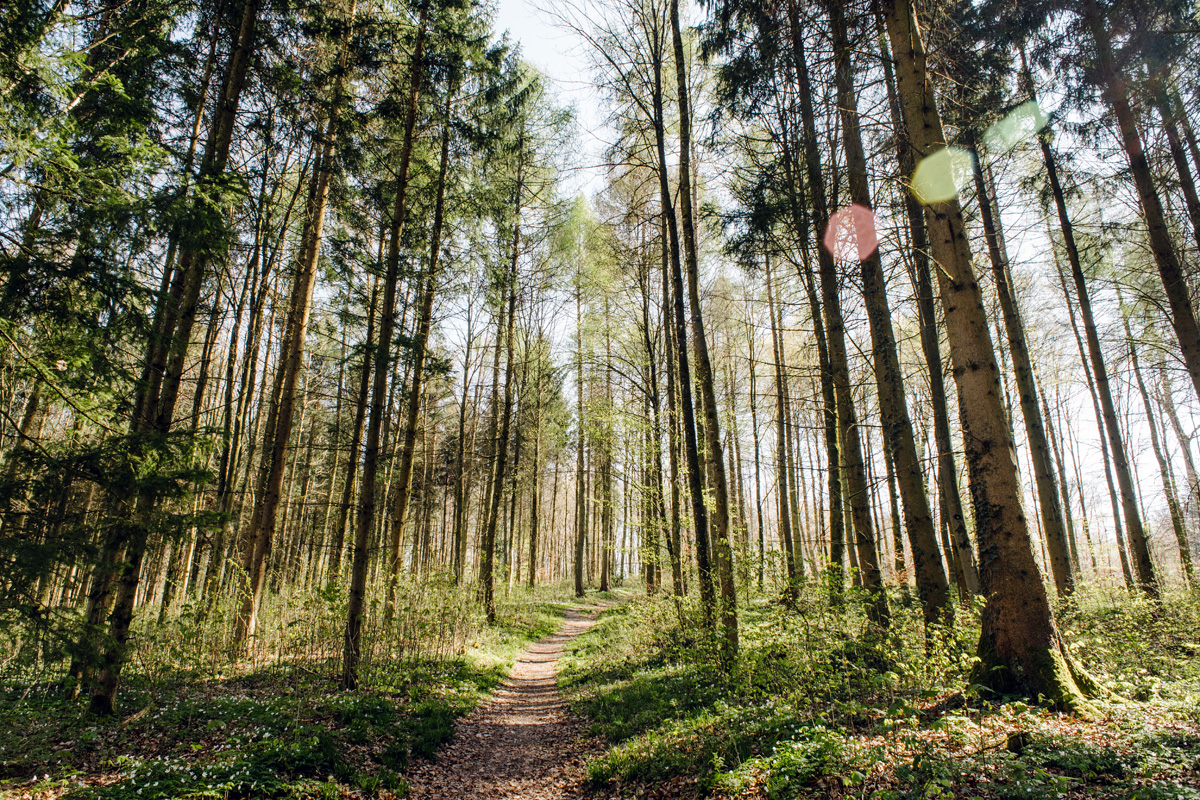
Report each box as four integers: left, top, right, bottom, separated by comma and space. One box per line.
493, 0, 580, 79
493, 0, 608, 195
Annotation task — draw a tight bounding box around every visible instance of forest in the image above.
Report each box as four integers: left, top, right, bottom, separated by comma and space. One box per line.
2, 0, 1200, 797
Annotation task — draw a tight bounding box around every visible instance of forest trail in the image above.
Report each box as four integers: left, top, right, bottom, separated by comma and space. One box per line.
405, 606, 605, 800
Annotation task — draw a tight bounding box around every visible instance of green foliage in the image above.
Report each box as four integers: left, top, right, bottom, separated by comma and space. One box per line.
717, 729, 844, 800
565, 588, 1200, 799
563, 595, 876, 792
1019, 734, 1129, 777
587, 700, 840, 789
1056, 586, 1200, 702
1, 583, 571, 797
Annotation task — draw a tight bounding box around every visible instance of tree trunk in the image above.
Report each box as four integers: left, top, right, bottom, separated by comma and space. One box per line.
1152, 87, 1200, 252
1044, 210, 1133, 586
881, 433, 907, 585
670, 0, 735, 655
575, 270, 587, 598
1058, 392, 1100, 575
652, 27, 714, 624
86, 0, 263, 715
343, 2, 427, 690
828, 0, 947, 624
529, 340, 543, 590
776, 109, 841, 597
235, 33, 352, 642
481, 175, 521, 622
600, 298, 613, 593
747, 295, 767, 590
1037, 111, 1158, 597
451, 294, 477, 583
882, 0, 1093, 709
971, 149, 1073, 596
1159, 365, 1200, 535
765, 254, 797, 591
791, 0, 887, 626
1040, 386, 1082, 579
385, 89, 454, 616
1120, 295, 1193, 585
660, 220, 684, 597
876, 8, 979, 601
330, 275, 379, 581
1083, 0, 1200, 406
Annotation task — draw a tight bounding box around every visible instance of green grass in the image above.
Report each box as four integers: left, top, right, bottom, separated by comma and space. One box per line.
0, 583, 576, 799
561, 584, 1200, 799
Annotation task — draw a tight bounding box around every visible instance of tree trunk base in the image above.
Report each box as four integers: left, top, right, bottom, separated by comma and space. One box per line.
971, 636, 1100, 716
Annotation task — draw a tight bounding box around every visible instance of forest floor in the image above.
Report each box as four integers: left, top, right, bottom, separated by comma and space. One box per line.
0, 591, 590, 800
5, 585, 1200, 800
405, 605, 607, 799
560, 586, 1200, 800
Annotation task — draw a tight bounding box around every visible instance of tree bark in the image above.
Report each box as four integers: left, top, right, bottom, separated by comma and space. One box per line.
575, 268, 587, 599
827, 0, 947, 624
875, 7, 979, 600
746, 294, 766, 590
651, 27, 713, 623
661, 217, 684, 597
971, 148, 1073, 596
385, 88, 454, 617
765, 254, 797, 592
235, 21, 353, 643
775, 90, 842, 598
670, 0, 736, 657
1083, 0, 1200, 407
1151, 86, 1200, 252
87, 0, 263, 715
1158, 365, 1200, 536
1037, 111, 1158, 598
342, 2, 427, 690
790, 0, 887, 626
882, 0, 1093, 710
1119, 294, 1194, 585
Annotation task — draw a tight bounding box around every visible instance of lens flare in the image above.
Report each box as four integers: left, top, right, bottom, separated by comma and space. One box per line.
911, 147, 973, 205
983, 101, 1048, 155
823, 204, 879, 263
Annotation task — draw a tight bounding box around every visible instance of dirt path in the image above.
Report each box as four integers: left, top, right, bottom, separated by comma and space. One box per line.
405, 607, 603, 800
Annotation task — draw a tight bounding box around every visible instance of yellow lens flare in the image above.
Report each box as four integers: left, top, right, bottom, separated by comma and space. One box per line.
911, 146, 973, 205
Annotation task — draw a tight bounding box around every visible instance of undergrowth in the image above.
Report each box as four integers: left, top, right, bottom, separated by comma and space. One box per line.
0, 577, 573, 799
561, 581, 1200, 799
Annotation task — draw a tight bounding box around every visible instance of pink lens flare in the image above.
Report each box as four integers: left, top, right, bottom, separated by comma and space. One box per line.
822, 204, 879, 263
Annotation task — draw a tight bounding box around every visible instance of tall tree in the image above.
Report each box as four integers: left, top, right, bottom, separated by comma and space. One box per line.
343, 0, 429, 690
881, 0, 1094, 709
1027, 60, 1159, 598
825, 0, 949, 624
86, 0, 264, 714
385, 84, 456, 618
236, 0, 359, 646
970, 149, 1073, 596
788, 0, 887, 626
1079, 0, 1200, 406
